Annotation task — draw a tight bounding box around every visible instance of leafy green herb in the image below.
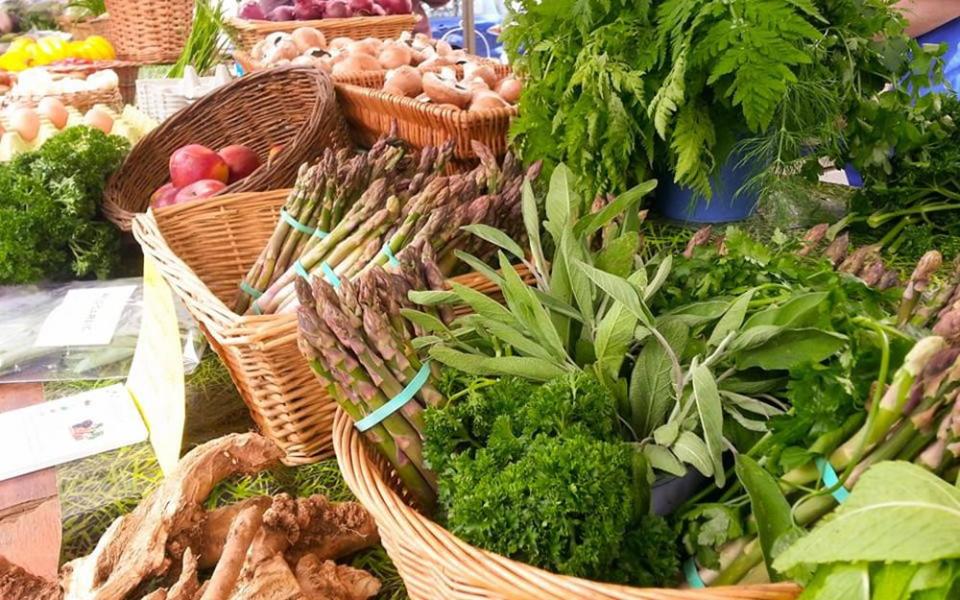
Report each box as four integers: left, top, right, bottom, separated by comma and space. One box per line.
0, 127, 129, 284
425, 371, 679, 586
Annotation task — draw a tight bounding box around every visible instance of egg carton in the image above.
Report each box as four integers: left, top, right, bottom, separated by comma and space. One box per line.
0, 105, 158, 162
135, 65, 234, 123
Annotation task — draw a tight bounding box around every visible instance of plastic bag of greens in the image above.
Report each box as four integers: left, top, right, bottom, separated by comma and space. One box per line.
0, 277, 203, 382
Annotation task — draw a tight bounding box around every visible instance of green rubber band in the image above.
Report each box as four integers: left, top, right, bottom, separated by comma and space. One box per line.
295, 260, 311, 281
380, 243, 401, 267
252, 301, 263, 315
321, 262, 341, 288
240, 281, 263, 299
684, 558, 706, 589
280, 208, 328, 239
816, 457, 850, 503
355, 361, 431, 432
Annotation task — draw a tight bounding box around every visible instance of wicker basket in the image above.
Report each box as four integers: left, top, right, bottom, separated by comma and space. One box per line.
336, 81, 516, 160
4, 87, 123, 113
230, 15, 417, 53
333, 409, 802, 600
58, 14, 112, 41
105, 0, 193, 63
132, 188, 524, 465
104, 66, 349, 231
45, 61, 139, 105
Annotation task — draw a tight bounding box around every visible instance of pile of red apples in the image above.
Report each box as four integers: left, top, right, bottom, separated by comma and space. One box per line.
151, 143, 263, 208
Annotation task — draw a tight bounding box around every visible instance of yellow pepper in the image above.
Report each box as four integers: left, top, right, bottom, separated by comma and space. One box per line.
0, 52, 28, 72
36, 37, 68, 64
82, 36, 116, 61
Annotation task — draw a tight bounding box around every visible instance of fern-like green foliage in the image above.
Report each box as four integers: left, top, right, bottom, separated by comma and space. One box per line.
506, 0, 924, 204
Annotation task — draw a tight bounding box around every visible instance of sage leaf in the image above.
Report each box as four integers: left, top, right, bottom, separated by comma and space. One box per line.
735, 328, 847, 371
498, 253, 569, 362
745, 291, 830, 330
454, 250, 504, 286
400, 309, 449, 334
594, 302, 636, 380
731, 325, 784, 351
429, 346, 569, 381
595, 232, 640, 278
667, 300, 730, 326
573, 259, 653, 325
774, 462, 960, 571
573, 178, 657, 238
673, 431, 714, 477
692, 363, 725, 487
643, 254, 672, 302
628, 318, 688, 437
721, 390, 784, 417
643, 444, 687, 477
653, 421, 679, 446
408, 290, 459, 306
735, 455, 795, 579
546, 163, 575, 230
561, 227, 595, 330
449, 282, 517, 326
708, 288, 755, 347
462, 224, 526, 261
462, 316, 556, 361
521, 179, 547, 278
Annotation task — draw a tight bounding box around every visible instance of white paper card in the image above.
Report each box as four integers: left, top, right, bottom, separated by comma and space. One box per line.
34, 285, 137, 347
0, 383, 148, 481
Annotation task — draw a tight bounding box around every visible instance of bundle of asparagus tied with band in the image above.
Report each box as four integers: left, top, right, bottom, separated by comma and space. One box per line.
236, 131, 531, 316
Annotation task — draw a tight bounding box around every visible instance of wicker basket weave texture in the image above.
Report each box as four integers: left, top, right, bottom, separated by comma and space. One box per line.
104, 0, 194, 63
336, 78, 516, 161
230, 15, 417, 53
332, 408, 803, 600
4, 87, 123, 113
104, 66, 351, 232
132, 188, 529, 464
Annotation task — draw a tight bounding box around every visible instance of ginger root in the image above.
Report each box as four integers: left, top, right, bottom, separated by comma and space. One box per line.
16, 433, 384, 600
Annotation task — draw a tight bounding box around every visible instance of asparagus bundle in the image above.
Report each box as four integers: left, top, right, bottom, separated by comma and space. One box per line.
235, 132, 425, 315
252, 144, 531, 316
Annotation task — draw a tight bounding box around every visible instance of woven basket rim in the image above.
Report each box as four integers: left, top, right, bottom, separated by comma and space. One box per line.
105, 65, 340, 231
332, 407, 803, 600
229, 13, 419, 31
336, 81, 518, 122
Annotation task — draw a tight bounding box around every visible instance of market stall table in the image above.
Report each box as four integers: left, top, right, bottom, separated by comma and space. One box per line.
0, 382, 61, 581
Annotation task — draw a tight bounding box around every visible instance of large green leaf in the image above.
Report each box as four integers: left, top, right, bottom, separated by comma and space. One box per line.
642, 444, 686, 477
400, 309, 450, 334
498, 253, 569, 361
461, 224, 526, 261
797, 564, 870, 600
545, 163, 575, 232
573, 178, 657, 238
628, 318, 688, 437
744, 292, 830, 330
595, 232, 640, 278
708, 289, 755, 347
457, 315, 555, 361
454, 250, 504, 286
667, 300, 731, 326
735, 329, 847, 371
643, 255, 672, 302
692, 363, 725, 487
449, 282, 517, 326
521, 179, 547, 279
594, 302, 636, 380
775, 462, 960, 571
735, 455, 795, 579
408, 290, 459, 305
673, 431, 714, 477
561, 227, 595, 330
573, 260, 653, 326
428, 346, 570, 381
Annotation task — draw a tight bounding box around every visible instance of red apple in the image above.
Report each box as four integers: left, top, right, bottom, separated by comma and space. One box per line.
150, 182, 179, 209
169, 144, 229, 188
174, 179, 227, 204
218, 144, 261, 183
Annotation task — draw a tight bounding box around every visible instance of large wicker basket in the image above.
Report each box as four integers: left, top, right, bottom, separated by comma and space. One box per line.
230, 15, 417, 53
104, 66, 350, 231
58, 14, 112, 41
336, 81, 516, 160
104, 0, 193, 63
132, 189, 526, 465
333, 409, 802, 600
4, 87, 123, 113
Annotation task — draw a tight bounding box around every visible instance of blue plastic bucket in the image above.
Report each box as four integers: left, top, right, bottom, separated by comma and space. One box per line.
654, 153, 761, 224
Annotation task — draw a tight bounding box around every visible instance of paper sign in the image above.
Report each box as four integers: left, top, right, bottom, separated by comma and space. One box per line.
34, 285, 137, 347
0, 383, 147, 481
126, 256, 187, 475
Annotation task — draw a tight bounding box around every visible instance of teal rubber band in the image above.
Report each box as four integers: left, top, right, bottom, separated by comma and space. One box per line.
280, 208, 329, 239
380, 243, 401, 267
295, 260, 311, 281
684, 558, 706, 589
355, 361, 431, 432
321, 262, 341, 288
240, 281, 263, 299
816, 457, 850, 503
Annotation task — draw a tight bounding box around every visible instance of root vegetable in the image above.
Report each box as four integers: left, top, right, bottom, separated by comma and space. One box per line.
422, 72, 472, 108
193, 497, 272, 569
0, 556, 61, 600
470, 90, 509, 111
496, 76, 522, 104
384, 65, 422, 97
201, 506, 264, 600
292, 27, 326, 52
294, 556, 381, 600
